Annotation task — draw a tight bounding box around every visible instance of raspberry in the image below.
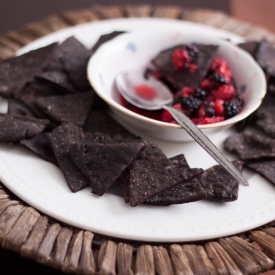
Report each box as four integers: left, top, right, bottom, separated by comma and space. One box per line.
209, 58, 232, 83
201, 116, 224, 125
200, 79, 217, 91
172, 48, 191, 71
214, 99, 225, 116
189, 63, 198, 72
192, 118, 203, 125
212, 84, 235, 100
172, 103, 182, 111
175, 86, 195, 98
162, 109, 173, 122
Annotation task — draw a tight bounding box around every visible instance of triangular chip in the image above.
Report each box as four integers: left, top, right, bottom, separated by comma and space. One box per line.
145, 155, 206, 206
36, 71, 77, 94
254, 92, 275, 138
59, 37, 92, 91
36, 90, 95, 127
224, 133, 275, 160
46, 122, 89, 192
245, 160, 275, 185
128, 143, 204, 206
256, 39, 275, 77
70, 141, 145, 196
151, 44, 218, 91
0, 114, 49, 142
84, 110, 138, 139
198, 160, 243, 202
19, 79, 62, 118
20, 132, 57, 165
91, 31, 126, 52
0, 43, 58, 98
238, 41, 259, 58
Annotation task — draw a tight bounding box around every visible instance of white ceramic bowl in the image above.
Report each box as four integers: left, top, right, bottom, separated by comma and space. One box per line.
87, 30, 266, 142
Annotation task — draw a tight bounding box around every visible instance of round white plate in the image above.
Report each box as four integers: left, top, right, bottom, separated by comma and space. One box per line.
1, 18, 274, 242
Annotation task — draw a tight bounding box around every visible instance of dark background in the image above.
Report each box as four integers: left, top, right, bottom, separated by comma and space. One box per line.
0, 0, 231, 35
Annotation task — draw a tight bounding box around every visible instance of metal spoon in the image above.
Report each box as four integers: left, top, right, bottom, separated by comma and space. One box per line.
115, 71, 248, 186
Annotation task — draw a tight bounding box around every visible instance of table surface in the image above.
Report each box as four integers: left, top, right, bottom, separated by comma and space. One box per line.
1, 5, 275, 275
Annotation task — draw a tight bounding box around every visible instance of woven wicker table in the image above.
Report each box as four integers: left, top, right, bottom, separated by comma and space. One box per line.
1, 5, 275, 275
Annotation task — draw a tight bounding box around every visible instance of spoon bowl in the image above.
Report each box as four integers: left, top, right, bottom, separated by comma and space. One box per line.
115, 71, 173, 110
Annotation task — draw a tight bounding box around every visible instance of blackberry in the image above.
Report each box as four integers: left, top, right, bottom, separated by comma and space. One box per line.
194, 88, 208, 100
186, 45, 199, 60
209, 73, 227, 84
181, 97, 201, 110
224, 101, 239, 118
205, 107, 215, 117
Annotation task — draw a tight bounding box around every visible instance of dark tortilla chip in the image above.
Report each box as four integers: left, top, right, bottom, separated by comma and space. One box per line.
91, 31, 126, 52
0, 114, 49, 142
238, 41, 259, 58
118, 168, 131, 203
84, 110, 138, 139
128, 143, 204, 206
59, 37, 91, 91
245, 160, 275, 185
19, 79, 62, 118
70, 141, 145, 196
224, 133, 275, 160
256, 39, 275, 77
151, 44, 218, 91
36, 71, 77, 94
20, 132, 57, 165
8, 100, 29, 116
46, 122, 89, 192
0, 43, 58, 98
36, 90, 95, 127
198, 160, 243, 202
254, 93, 275, 138
145, 154, 206, 206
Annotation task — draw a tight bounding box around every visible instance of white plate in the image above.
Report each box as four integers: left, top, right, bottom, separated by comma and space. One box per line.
1, 18, 274, 242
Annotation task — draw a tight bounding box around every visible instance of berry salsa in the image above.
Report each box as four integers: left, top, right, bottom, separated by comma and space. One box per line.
120, 44, 244, 125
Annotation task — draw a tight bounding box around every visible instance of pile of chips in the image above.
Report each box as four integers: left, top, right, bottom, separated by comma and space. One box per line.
225, 39, 275, 186
0, 31, 248, 206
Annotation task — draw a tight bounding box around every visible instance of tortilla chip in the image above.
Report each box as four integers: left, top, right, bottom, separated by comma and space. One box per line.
128, 143, 204, 206
245, 160, 275, 185
36, 90, 95, 127
145, 154, 206, 206
224, 133, 275, 160
151, 44, 218, 91
7, 100, 29, 116
0, 114, 49, 142
19, 79, 61, 118
256, 39, 275, 77
91, 31, 126, 52
20, 132, 57, 165
198, 160, 243, 202
84, 110, 138, 139
46, 122, 89, 192
254, 92, 275, 137
36, 71, 77, 94
59, 37, 91, 91
70, 141, 145, 196
0, 43, 58, 98
238, 41, 259, 58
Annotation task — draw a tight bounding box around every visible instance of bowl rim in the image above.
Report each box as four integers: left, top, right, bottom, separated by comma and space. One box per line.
87, 31, 267, 130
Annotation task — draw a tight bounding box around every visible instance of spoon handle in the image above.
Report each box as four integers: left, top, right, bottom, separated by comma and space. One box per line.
163, 106, 248, 186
